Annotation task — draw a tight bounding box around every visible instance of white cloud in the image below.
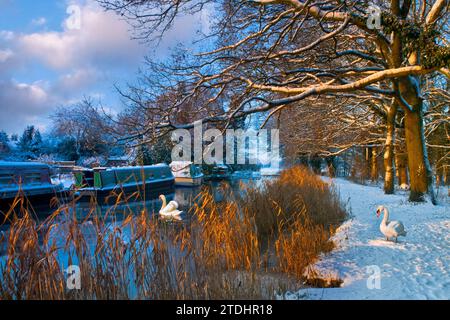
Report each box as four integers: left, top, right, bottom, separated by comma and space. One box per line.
0, 1, 147, 133
53, 68, 102, 97
19, 32, 77, 69
0, 80, 53, 133
31, 17, 47, 27
0, 49, 13, 62
0, 0, 211, 134
0, 30, 14, 41
18, 1, 145, 70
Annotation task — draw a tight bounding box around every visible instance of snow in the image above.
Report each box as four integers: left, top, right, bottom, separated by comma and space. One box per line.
292, 178, 449, 300
260, 167, 281, 176
51, 174, 75, 189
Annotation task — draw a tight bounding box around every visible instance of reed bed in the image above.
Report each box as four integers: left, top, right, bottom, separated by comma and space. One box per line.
0, 166, 347, 300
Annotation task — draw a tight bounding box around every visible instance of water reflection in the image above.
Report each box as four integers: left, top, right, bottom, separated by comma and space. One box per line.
0, 177, 270, 261
1, 176, 268, 230
72, 181, 240, 223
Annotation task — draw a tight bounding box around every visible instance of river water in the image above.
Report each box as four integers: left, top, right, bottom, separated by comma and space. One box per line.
0, 176, 269, 253
0, 175, 281, 298
71, 175, 270, 223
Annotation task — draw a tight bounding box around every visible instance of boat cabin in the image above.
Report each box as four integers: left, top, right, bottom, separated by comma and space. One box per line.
74, 164, 175, 202
0, 161, 64, 206
170, 161, 204, 186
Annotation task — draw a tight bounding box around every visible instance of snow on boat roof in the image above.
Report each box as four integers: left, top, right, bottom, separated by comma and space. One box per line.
76, 164, 171, 172
0, 161, 50, 169
107, 156, 130, 161
170, 161, 194, 167
106, 164, 170, 171
214, 164, 230, 168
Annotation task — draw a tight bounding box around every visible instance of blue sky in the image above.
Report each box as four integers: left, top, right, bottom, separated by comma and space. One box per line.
0, 0, 208, 135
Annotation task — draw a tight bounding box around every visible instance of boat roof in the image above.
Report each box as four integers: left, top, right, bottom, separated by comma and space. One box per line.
214, 164, 230, 168
107, 156, 130, 161
75, 164, 171, 173
111, 164, 169, 171
0, 161, 50, 169
170, 161, 194, 166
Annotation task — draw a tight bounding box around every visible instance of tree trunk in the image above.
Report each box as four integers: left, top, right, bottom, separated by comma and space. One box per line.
436, 166, 441, 187
399, 75, 436, 204
371, 147, 378, 182
404, 107, 436, 203
395, 151, 408, 188
384, 104, 397, 194
365, 147, 370, 180
444, 165, 448, 186
326, 156, 335, 178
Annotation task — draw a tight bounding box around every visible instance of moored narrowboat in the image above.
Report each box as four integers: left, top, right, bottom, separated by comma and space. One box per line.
170, 161, 204, 187
206, 164, 233, 181
0, 161, 65, 213
74, 164, 175, 204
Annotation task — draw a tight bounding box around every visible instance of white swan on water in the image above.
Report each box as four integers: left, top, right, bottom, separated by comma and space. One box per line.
159, 195, 183, 218
376, 205, 407, 242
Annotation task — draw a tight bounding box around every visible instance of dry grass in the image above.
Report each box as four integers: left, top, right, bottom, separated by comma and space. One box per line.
238, 166, 347, 279
0, 166, 348, 300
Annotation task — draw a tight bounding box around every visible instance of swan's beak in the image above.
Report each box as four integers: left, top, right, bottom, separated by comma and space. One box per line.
376, 209, 380, 218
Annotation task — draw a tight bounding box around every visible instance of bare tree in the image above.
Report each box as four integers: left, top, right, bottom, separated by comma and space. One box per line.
51, 98, 112, 158
100, 0, 450, 203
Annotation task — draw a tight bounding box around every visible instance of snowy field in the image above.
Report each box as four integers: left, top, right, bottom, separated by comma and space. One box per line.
291, 178, 449, 300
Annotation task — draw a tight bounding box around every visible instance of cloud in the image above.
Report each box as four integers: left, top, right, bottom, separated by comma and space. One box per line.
0, 0, 210, 134
0, 0, 147, 134
0, 32, 16, 71
0, 69, 107, 133
18, 2, 146, 71
31, 17, 47, 27
0, 30, 14, 41
52, 68, 102, 98
0, 42, 21, 76
0, 80, 53, 133
0, 49, 13, 63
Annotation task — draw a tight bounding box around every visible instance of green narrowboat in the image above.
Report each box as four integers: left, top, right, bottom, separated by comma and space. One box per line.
74, 164, 175, 203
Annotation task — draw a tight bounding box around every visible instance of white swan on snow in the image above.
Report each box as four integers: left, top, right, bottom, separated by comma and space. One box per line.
159, 194, 183, 218
376, 205, 407, 242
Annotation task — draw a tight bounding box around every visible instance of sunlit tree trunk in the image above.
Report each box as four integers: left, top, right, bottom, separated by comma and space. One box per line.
384, 103, 397, 194
365, 147, 371, 181
444, 166, 448, 186
371, 147, 378, 182
401, 80, 436, 204
436, 166, 442, 187
390, 0, 435, 204
395, 150, 408, 188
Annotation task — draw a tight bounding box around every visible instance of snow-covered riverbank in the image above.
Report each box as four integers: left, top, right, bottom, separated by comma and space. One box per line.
293, 178, 449, 300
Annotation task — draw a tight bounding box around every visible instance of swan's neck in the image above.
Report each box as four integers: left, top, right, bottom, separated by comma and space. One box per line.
160, 196, 167, 209
382, 207, 389, 225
